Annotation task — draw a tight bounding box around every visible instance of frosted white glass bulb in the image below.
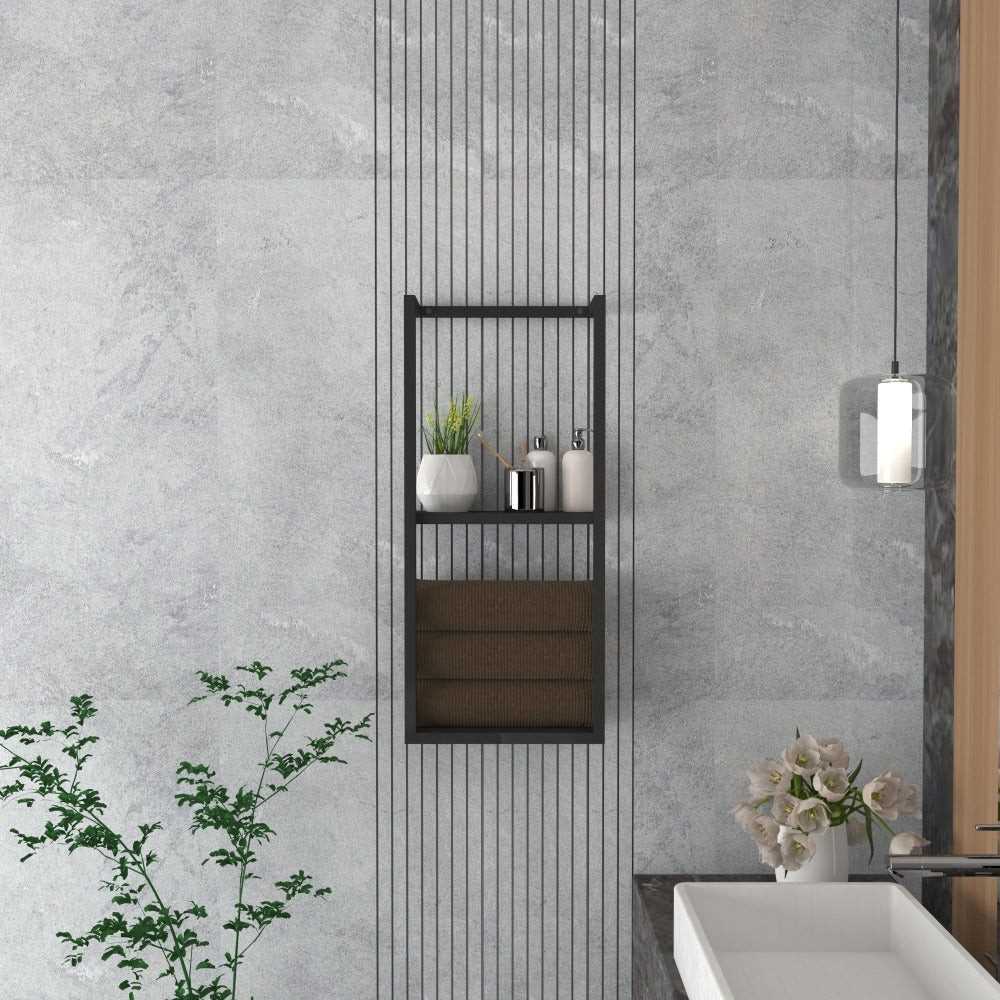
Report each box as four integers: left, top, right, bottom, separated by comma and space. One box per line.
876, 377, 914, 485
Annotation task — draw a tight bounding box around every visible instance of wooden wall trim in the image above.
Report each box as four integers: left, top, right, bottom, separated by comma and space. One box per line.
952, 0, 1000, 962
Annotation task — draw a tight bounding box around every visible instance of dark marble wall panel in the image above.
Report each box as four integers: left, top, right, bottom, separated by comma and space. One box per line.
923, 0, 960, 929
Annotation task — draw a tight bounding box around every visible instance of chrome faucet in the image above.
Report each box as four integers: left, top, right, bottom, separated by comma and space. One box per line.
888, 823, 1000, 878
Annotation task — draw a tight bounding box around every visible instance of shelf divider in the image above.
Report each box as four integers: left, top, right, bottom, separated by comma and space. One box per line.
415, 510, 594, 525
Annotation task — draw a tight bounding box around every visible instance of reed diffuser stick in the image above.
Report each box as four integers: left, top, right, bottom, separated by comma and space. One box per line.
476, 432, 513, 470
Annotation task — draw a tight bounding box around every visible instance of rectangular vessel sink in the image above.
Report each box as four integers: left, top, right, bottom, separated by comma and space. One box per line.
674, 881, 1000, 1000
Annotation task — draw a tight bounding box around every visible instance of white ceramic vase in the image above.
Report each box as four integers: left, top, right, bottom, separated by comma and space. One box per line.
776, 823, 849, 883
416, 454, 478, 512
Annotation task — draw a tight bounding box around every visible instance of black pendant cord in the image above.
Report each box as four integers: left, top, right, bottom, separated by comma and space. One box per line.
891, 0, 900, 376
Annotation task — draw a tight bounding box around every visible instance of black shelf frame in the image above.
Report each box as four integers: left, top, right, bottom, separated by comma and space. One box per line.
416, 511, 594, 526
403, 294, 607, 745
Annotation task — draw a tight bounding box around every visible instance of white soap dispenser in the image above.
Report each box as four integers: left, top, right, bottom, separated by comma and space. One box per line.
525, 433, 557, 512
560, 427, 593, 512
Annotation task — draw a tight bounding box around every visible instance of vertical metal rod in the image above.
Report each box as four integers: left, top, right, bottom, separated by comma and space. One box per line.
388, 0, 396, 989
555, 0, 561, 583
419, 0, 425, 586
630, 3, 638, 992
495, 742, 500, 1000
570, 0, 576, 585
434, 0, 440, 583
556, 743, 561, 999
586, 747, 590, 994
372, 2, 380, 994
509, 0, 515, 581
554, 24, 561, 994
616, 2, 624, 991
526, 744, 531, 997
602, 3, 609, 992
436, 747, 440, 997
591, 294, 607, 997
480, 0, 485, 573
510, 744, 515, 996
451, 744, 455, 997
480, 13, 486, 991
525, 6, 531, 984
449, 0, 455, 585
540, 0, 546, 588
586, 0, 592, 586
571, 745, 575, 1000
495, 0, 501, 578
403, 0, 410, 992
464, 0, 470, 585
433, 2, 441, 987
481, 743, 485, 1000
448, 2, 456, 990
421, 746, 426, 996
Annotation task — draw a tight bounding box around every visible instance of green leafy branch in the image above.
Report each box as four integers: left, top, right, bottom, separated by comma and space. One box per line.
0, 661, 371, 1000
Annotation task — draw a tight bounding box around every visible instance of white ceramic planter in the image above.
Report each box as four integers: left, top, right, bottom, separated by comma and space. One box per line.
416, 454, 478, 512
776, 823, 849, 883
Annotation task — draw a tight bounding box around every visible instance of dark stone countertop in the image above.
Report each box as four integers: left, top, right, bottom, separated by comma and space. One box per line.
633, 874, 892, 999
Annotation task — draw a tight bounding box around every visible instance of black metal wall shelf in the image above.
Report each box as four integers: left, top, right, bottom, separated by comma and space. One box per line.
416, 511, 594, 526
403, 294, 606, 746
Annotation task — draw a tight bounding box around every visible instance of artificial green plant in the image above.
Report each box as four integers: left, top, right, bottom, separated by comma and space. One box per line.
0, 660, 370, 999
421, 394, 481, 455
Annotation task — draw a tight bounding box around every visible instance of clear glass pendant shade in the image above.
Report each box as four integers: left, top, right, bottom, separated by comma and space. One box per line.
839, 373, 949, 490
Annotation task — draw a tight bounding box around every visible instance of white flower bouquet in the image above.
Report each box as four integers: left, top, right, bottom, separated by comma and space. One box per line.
734, 731, 923, 873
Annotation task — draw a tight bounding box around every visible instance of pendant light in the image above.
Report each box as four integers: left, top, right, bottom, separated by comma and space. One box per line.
838, 0, 942, 491
875, 0, 919, 488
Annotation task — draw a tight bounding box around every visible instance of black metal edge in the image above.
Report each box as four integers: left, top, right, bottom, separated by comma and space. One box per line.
591, 293, 607, 744
407, 727, 602, 745
405, 297, 604, 321
420, 304, 591, 319
404, 294, 418, 743
416, 511, 595, 525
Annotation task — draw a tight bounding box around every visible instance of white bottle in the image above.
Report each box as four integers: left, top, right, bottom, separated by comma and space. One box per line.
525, 433, 557, 512
560, 428, 593, 512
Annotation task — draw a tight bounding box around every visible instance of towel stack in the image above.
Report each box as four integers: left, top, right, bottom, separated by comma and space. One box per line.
415, 579, 593, 729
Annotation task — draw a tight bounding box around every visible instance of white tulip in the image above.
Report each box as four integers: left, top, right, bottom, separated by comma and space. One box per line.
863, 770, 904, 821
889, 832, 930, 855
813, 766, 850, 803
783, 735, 822, 777
770, 792, 800, 827
898, 782, 919, 817
748, 813, 781, 849
816, 737, 849, 770
732, 801, 758, 832
791, 797, 830, 834
758, 842, 783, 869
779, 830, 816, 872
747, 758, 791, 798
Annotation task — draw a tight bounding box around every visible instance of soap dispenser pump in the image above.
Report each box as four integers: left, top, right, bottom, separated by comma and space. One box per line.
560, 427, 593, 512
525, 433, 557, 511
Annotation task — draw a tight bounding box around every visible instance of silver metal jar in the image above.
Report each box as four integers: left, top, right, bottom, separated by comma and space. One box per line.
506, 467, 545, 511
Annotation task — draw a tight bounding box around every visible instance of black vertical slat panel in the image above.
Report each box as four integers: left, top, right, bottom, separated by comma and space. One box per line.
380, 2, 635, 995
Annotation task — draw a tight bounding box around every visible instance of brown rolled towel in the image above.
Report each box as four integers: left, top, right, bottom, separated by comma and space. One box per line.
416, 679, 592, 729
416, 631, 592, 680
415, 579, 592, 632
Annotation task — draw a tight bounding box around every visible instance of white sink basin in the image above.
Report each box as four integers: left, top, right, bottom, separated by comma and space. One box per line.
673, 881, 1000, 1000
